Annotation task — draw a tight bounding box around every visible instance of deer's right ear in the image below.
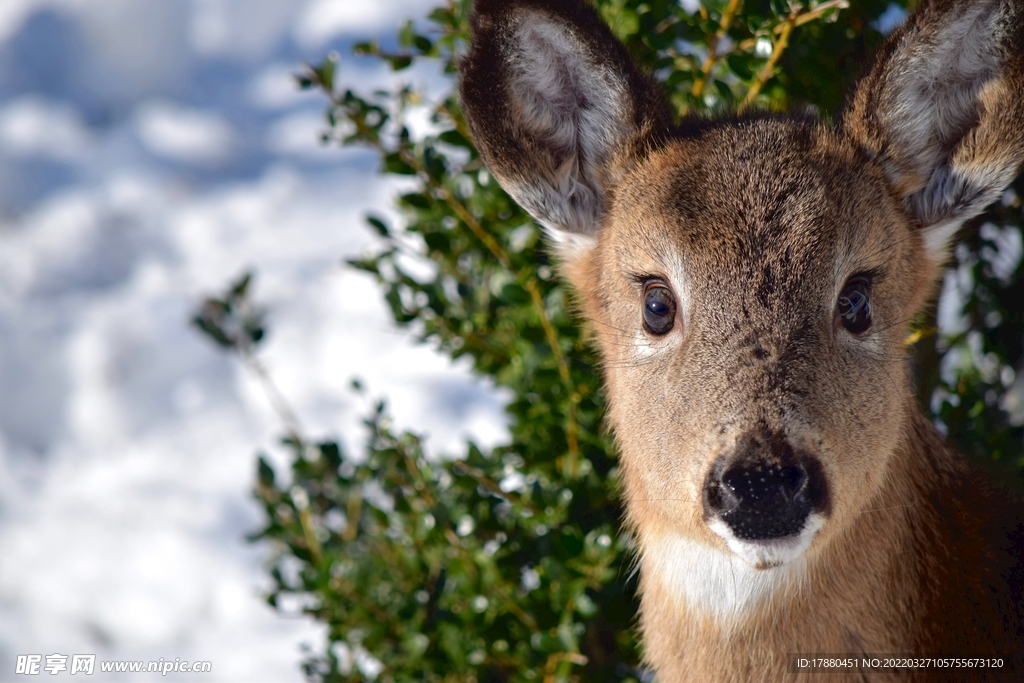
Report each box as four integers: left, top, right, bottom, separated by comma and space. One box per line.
459, 0, 670, 262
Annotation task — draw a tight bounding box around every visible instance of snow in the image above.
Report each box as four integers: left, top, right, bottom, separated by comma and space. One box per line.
293, 0, 438, 50
0, 1, 507, 680
134, 101, 236, 166
0, 95, 94, 162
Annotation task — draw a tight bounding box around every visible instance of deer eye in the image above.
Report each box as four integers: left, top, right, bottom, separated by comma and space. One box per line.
837, 277, 872, 334
642, 282, 676, 335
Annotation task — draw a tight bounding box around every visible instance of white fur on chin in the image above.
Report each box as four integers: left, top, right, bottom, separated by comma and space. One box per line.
643, 515, 822, 622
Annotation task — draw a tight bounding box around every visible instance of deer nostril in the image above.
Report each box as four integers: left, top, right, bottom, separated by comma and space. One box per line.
721, 462, 808, 505
779, 464, 807, 500
705, 457, 821, 541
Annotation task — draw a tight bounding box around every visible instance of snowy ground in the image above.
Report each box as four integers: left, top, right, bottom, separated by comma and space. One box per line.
0, 2, 509, 680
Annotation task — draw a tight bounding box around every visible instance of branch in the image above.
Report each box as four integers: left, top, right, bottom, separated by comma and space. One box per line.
741, 11, 796, 110
692, 0, 744, 99
543, 652, 588, 683
739, 1, 849, 109
242, 351, 305, 444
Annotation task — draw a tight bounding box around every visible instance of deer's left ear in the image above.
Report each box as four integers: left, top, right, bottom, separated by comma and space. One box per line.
842, 0, 1024, 266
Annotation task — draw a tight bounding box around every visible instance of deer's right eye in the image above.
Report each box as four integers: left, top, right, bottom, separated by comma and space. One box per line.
642, 282, 676, 335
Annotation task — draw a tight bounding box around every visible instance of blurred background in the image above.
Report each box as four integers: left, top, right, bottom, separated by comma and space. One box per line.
0, 1, 511, 680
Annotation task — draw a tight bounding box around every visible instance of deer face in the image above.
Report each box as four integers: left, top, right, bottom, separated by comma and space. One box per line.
585, 121, 928, 569
460, 0, 1024, 573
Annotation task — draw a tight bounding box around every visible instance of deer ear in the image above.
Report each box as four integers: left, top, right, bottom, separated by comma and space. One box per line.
459, 0, 670, 262
842, 0, 1024, 266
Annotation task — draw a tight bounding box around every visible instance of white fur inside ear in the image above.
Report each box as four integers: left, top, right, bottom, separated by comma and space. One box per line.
511, 15, 629, 172
879, 1, 1002, 184
503, 11, 632, 237
875, 0, 1021, 260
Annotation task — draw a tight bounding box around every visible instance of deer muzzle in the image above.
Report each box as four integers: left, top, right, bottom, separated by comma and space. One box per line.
703, 434, 830, 552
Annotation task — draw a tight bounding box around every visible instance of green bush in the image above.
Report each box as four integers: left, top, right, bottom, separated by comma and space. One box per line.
194, 1, 1024, 681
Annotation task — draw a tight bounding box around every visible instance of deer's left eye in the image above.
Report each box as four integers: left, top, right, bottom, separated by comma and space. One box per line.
837, 277, 872, 334
643, 282, 676, 335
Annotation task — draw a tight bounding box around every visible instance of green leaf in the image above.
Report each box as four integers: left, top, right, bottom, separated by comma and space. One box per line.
726, 54, 754, 80
400, 192, 433, 210
230, 271, 252, 298
353, 40, 377, 56
438, 129, 470, 147
257, 455, 276, 488
387, 55, 414, 71
414, 35, 433, 53
383, 153, 416, 175
398, 19, 415, 48
366, 215, 390, 237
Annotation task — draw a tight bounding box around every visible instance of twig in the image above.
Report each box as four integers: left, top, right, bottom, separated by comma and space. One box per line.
734, 0, 849, 52
343, 489, 362, 543
242, 351, 305, 445
433, 180, 581, 472
543, 652, 588, 683
741, 11, 796, 110
740, 1, 849, 110
524, 278, 581, 474
452, 461, 538, 513
297, 506, 324, 566
692, 0, 744, 99
791, 0, 848, 28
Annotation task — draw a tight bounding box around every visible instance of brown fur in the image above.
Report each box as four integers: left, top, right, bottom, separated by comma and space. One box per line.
459, 1, 1024, 680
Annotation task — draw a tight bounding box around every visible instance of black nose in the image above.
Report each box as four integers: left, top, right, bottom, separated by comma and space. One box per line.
704, 450, 827, 541
723, 461, 807, 505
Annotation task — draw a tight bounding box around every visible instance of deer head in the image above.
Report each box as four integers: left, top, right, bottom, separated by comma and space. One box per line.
460, 0, 1024, 596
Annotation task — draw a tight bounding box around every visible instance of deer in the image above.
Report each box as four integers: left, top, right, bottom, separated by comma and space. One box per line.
458, 0, 1024, 680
